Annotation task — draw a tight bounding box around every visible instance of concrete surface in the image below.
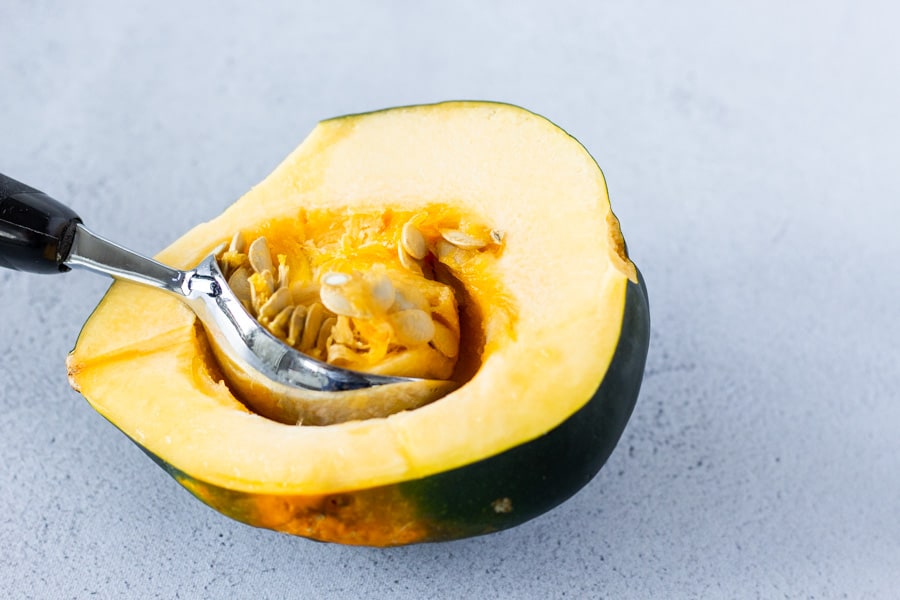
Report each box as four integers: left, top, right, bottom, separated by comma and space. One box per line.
1, 1, 898, 598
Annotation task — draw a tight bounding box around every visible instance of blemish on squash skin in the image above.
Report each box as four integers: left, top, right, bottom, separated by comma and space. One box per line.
177, 473, 429, 546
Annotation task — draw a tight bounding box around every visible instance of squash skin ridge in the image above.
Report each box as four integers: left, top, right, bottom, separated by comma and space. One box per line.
129, 272, 649, 546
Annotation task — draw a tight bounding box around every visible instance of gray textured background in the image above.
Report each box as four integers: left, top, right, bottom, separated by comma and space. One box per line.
2, 1, 898, 598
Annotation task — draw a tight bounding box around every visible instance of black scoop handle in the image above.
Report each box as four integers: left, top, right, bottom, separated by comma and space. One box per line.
0, 173, 82, 273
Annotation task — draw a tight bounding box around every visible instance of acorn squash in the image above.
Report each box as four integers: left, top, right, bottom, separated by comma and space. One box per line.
67, 101, 650, 546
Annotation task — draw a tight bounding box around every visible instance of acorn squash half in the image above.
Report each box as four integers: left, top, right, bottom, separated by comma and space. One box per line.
67, 101, 650, 546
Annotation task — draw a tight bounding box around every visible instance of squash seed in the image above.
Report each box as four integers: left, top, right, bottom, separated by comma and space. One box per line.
390, 309, 435, 347
398, 245, 424, 275
248, 237, 275, 274
316, 316, 337, 355
276, 255, 290, 290
490, 229, 505, 244
300, 302, 326, 351
439, 228, 489, 250
229, 231, 246, 254
258, 287, 291, 322
287, 305, 308, 347
434, 239, 470, 268
320, 273, 364, 318
401, 221, 427, 259
434, 239, 456, 261
227, 267, 252, 304
320, 270, 395, 318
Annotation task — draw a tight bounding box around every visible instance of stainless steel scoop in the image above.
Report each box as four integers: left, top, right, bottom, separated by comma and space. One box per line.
0, 172, 457, 425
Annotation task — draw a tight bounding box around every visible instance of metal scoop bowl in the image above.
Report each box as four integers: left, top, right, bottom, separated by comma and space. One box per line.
0, 173, 457, 425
